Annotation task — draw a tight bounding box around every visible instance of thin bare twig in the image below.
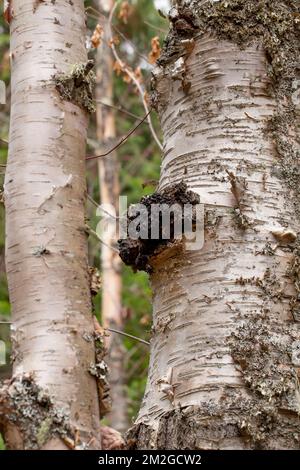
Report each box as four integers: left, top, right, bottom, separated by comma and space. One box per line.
95, 99, 146, 122
0, 138, 8, 145
85, 6, 105, 21
88, 5, 150, 64
87, 226, 119, 253
87, 193, 100, 209
107, 327, 150, 346
143, 20, 168, 34
112, 24, 150, 63
87, 193, 121, 220
108, 1, 163, 151
86, 110, 151, 160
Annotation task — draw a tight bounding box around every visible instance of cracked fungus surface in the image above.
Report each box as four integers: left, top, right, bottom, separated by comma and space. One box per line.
118, 182, 200, 273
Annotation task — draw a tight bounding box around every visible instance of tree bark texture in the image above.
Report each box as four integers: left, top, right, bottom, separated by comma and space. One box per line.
129, 0, 300, 450
0, 0, 101, 450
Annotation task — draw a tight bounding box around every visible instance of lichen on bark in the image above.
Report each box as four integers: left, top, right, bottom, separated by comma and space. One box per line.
54, 60, 96, 113
287, 241, 300, 322
0, 373, 73, 449
163, 0, 300, 213
228, 314, 300, 446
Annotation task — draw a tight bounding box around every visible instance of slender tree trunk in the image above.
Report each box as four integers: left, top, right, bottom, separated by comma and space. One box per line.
95, 0, 128, 432
129, 0, 300, 450
0, 0, 101, 449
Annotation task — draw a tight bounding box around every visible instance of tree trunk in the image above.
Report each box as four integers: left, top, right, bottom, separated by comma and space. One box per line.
129, 0, 300, 450
0, 0, 101, 450
95, 0, 128, 433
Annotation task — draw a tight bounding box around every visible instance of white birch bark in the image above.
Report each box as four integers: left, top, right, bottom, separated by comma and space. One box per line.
130, 0, 300, 450
0, 0, 101, 449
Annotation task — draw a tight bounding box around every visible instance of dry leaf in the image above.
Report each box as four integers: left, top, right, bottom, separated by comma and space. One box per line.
109, 35, 120, 47
140, 314, 150, 326
113, 60, 123, 76
271, 229, 297, 244
148, 36, 161, 64
4, 0, 13, 24
118, 1, 131, 24
122, 71, 132, 84
226, 170, 247, 205
134, 66, 143, 84
91, 24, 104, 49
113, 61, 132, 85
61, 436, 76, 450
93, 316, 106, 337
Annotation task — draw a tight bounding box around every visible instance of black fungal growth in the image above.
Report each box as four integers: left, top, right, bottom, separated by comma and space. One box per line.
118, 182, 200, 273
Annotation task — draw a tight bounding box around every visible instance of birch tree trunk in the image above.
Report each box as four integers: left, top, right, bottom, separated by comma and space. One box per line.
95, 0, 128, 433
129, 0, 300, 450
0, 0, 101, 450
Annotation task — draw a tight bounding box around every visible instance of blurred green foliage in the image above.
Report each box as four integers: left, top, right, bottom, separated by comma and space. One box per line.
87, 0, 167, 421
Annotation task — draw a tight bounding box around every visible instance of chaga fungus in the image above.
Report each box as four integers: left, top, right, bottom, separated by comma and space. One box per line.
118, 182, 200, 273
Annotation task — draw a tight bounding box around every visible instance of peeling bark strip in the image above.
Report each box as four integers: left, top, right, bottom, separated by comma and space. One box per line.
128, 0, 300, 450
2, 0, 101, 449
